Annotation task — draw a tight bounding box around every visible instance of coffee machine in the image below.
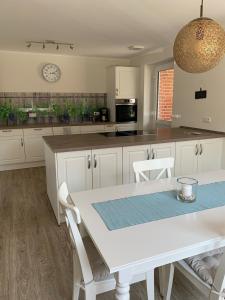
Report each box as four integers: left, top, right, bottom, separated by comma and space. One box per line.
99, 107, 109, 122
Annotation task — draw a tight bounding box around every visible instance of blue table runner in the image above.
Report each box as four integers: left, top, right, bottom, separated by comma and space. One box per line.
92, 181, 225, 231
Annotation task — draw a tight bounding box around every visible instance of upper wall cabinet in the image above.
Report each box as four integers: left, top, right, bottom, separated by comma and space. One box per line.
107, 66, 140, 99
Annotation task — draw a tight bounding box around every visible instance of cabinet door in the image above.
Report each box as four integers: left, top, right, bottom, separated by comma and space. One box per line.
53, 126, 72, 135
92, 148, 122, 189
123, 145, 150, 184
150, 143, 175, 179
24, 128, 53, 162
175, 141, 198, 176
24, 136, 45, 162
115, 67, 139, 99
198, 138, 223, 173
0, 136, 25, 165
57, 150, 92, 193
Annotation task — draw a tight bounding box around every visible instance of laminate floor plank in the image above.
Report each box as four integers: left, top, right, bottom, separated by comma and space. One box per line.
0, 167, 208, 300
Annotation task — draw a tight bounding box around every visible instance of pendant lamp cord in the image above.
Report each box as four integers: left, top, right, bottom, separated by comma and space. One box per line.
200, 0, 204, 17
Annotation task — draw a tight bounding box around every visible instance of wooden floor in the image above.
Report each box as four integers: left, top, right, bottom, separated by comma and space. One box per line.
0, 167, 206, 300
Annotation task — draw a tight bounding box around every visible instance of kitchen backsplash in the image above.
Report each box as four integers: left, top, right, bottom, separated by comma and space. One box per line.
0, 92, 107, 108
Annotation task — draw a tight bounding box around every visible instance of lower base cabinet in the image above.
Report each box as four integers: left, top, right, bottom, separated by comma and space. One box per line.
123, 143, 175, 184
0, 136, 25, 165
92, 148, 122, 188
175, 138, 224, 176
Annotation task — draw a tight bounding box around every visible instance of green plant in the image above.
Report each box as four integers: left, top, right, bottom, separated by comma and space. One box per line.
51, 103, 63, 117
36, 109, 49, 117
66, 102, 80, 119
16, 109, 28, 123
0, 103, 12, 120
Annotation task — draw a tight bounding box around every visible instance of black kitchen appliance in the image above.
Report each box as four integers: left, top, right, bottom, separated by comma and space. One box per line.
115, 99, 137, 123
100, 107, 109, 122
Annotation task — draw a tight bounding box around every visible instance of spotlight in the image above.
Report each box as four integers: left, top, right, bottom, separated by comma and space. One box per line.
70, 44, 74, 50
26, 42, 31, 48
56, 44, 59, 50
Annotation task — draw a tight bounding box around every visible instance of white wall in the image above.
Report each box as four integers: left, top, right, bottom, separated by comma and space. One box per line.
0, 51, 130, 93
130, 46, 173, 129
172, 58, 225, 132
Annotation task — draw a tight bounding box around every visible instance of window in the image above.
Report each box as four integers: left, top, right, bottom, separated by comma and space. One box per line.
157, 68, 174, 122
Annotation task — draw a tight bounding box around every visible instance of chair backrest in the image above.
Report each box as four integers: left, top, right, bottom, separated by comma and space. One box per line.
58, 182, 93, 285
133, 157, 175, 183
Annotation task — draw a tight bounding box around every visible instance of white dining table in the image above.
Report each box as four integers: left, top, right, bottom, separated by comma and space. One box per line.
70, 170, 225, 300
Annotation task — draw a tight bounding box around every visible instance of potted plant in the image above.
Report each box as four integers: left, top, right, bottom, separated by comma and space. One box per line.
51, 103, 64, 123
0, 103, 13, 125
36, 109, 50, 124
16, 109, 28, 125
67, 102, 80, 123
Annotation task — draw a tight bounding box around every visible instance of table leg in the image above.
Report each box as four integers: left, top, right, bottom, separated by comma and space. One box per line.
115, 270, 131, 300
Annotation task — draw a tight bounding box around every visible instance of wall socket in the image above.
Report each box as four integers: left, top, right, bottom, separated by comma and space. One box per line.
202, 116, 212, 123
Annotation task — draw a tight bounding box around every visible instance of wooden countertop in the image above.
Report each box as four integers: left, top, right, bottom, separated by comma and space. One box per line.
43, 127, 225, 153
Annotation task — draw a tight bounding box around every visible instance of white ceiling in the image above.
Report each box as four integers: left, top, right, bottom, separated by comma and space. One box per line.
1, 0, 225, 58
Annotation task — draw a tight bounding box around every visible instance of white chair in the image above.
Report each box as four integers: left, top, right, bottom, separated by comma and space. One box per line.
133, 157, 175, 298
162, 249, 225, 300
58, 182, 154, 300
133, 157, 175, 183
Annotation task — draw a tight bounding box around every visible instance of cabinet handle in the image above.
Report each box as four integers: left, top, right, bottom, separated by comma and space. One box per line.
21, 138, 24, 147
199, 144, 203, 155
2, 129, 12, 133
87, 155, 91, 169
151, 149, 155, 159
115, 88, 119, 96
195, 144, 199, 156
34, 128, 43, 131
147, 149, 150, 160
94, 154, 97, 168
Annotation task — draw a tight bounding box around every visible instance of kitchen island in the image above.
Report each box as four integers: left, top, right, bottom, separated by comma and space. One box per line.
43, 127, 225, 223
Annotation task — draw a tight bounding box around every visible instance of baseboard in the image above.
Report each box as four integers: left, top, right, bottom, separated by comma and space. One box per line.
0, 161, 45, 171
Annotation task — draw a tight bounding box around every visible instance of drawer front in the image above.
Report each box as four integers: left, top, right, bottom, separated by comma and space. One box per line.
116, 123, 138, 132
0, 128, 23, 137
71, 126, 81, 134
80, 125, 105, 133
24, 127, 53, 136
53, 126, 72, 135
104, 124, 116, 132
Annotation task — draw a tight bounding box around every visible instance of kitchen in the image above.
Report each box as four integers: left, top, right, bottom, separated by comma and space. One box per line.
1, 1, 225, 300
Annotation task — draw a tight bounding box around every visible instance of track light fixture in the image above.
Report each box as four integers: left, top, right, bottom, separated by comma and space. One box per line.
25, 40, 75, 51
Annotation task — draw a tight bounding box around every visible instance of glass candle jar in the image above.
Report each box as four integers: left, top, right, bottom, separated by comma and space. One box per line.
177, 177, 198, 203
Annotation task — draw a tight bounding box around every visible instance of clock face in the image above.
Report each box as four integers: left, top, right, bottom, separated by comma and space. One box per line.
42, 64, 61, 82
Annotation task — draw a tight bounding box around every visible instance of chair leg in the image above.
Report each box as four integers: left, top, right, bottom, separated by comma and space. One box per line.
73, 252, 82, 300
84, 283, 96, 300
146, 269, 155, 300
159, 264, 174, 300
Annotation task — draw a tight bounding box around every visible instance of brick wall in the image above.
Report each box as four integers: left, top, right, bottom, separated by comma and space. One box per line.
157, 69, 174, 121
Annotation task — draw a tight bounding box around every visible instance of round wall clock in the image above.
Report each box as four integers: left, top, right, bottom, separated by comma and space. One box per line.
42, 63, 61, 82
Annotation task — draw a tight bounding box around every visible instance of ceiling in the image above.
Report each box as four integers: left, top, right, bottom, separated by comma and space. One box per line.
1, 0, 225, 58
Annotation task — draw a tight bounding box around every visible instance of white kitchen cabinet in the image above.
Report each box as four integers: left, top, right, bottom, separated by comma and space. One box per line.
175, 138, 224, 176
0, 129, 25, 165
92, 148, 122, 189
123, 145, 150, 184
198, 138, 223, 173
104, 124, 116, 132
80, 125, 105, 134
24, 127, 53, 162
71, 126, 81, 134
123, 143, 176, 183
53, 126, 72, 135
109, 66, 139, 99
150, 143, 175, 179
57, 150, 92, 193
175, 141, 199, 176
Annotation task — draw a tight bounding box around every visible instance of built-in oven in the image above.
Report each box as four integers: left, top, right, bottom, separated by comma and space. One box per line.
115, 99, 137, 123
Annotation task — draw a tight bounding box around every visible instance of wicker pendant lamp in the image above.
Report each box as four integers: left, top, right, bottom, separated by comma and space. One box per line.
173, 0, 225, 73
